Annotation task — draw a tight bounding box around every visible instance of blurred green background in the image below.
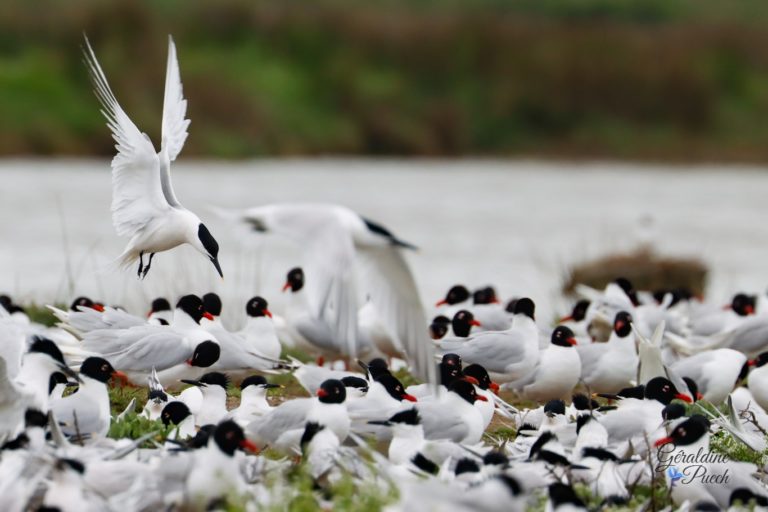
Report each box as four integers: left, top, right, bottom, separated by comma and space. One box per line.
4, 0, 768, 160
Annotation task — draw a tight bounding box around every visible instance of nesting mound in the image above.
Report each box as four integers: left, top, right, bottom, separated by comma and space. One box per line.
563, 248, 708, 296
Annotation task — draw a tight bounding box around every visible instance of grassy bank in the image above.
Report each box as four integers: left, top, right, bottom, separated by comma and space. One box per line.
4, 1, 768, 160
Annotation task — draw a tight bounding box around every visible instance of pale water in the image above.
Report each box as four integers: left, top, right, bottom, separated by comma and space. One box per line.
2, 159, 768, 326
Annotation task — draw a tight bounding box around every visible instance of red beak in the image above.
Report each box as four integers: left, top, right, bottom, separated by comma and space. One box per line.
746, 305, 756, 315
470, 320, 482, 327
722, 304, 732, 311
654, 436, 673, 447
567, 337, 578, 346
263, 309, 273, 318
93, 304, 105, 312
697, 392, 704, 400
186, 359, 193, 365
146, 310, 152, 318
615, 320, 626, 332
435, 299, 448, 307
675, 393, 693, 403
749, 359, 757, 366
316, 389, 329, 398
558, 315, 574, 323
403, 394, 418, 402
464, 376, 480, 386
282, 282, 291, 292
475, 394, 488, 402
489, 382, 500, 393
239, 439, 259, 454
491, 298, 500, 304
112, 371, 129, 386
203, 312, 214, 321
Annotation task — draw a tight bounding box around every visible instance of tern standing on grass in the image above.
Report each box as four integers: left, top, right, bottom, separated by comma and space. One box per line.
83, 36, 223, 279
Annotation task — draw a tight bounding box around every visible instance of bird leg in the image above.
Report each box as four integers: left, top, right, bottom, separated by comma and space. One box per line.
137, 252, 144, 278
141, 252, 155, 279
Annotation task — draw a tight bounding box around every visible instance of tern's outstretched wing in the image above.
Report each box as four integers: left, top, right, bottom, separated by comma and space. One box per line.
159, 35, 189, 207
83, 37, 167, 238
357, 245, 435, 385
240, 204, 359, 359
306, 220, 358, 359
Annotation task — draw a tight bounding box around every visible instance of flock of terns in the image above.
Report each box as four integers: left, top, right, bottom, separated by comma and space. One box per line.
1, 36, 768, 511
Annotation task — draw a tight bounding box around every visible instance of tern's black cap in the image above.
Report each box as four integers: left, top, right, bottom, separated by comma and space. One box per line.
29, 336, 66, 365
161, 401, 191, 426
202, 293, 222, 316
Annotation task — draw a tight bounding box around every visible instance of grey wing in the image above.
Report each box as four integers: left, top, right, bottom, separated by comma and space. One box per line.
252, 399, 311, 444
100, 307, 147, 330
66, 307, 110, 333
357, 245, 436, 385
105, 333, 191, 371
729, 320, 768, 354
83, 325, 164, 354
438, 332, 525, 373
418, 404, 468, 442
669, 352, 707, 384
69, 306, 145, 333
507, 365, 538, 390
210, 328, 271, 371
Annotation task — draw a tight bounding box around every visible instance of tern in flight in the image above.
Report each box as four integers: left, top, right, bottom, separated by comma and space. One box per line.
83, 36, 222, 279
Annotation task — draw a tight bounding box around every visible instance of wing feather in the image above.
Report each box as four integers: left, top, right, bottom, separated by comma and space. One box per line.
159, 35, 189, 207
105, 333, 191, 371
252, 205, 359, 358
357, 246, 436, 384
82, 36, 167, 238
306, 222, 358, 359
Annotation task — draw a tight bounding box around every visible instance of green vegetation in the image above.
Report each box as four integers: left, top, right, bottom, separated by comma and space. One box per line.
710, 429, 768, 466
23, 303, 60, 327
107, 412, 172, 445
5, 0, 768, 160
109, 385, 149, 414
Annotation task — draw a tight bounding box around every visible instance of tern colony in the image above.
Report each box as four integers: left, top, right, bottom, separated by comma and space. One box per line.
1, 37, 768, 511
